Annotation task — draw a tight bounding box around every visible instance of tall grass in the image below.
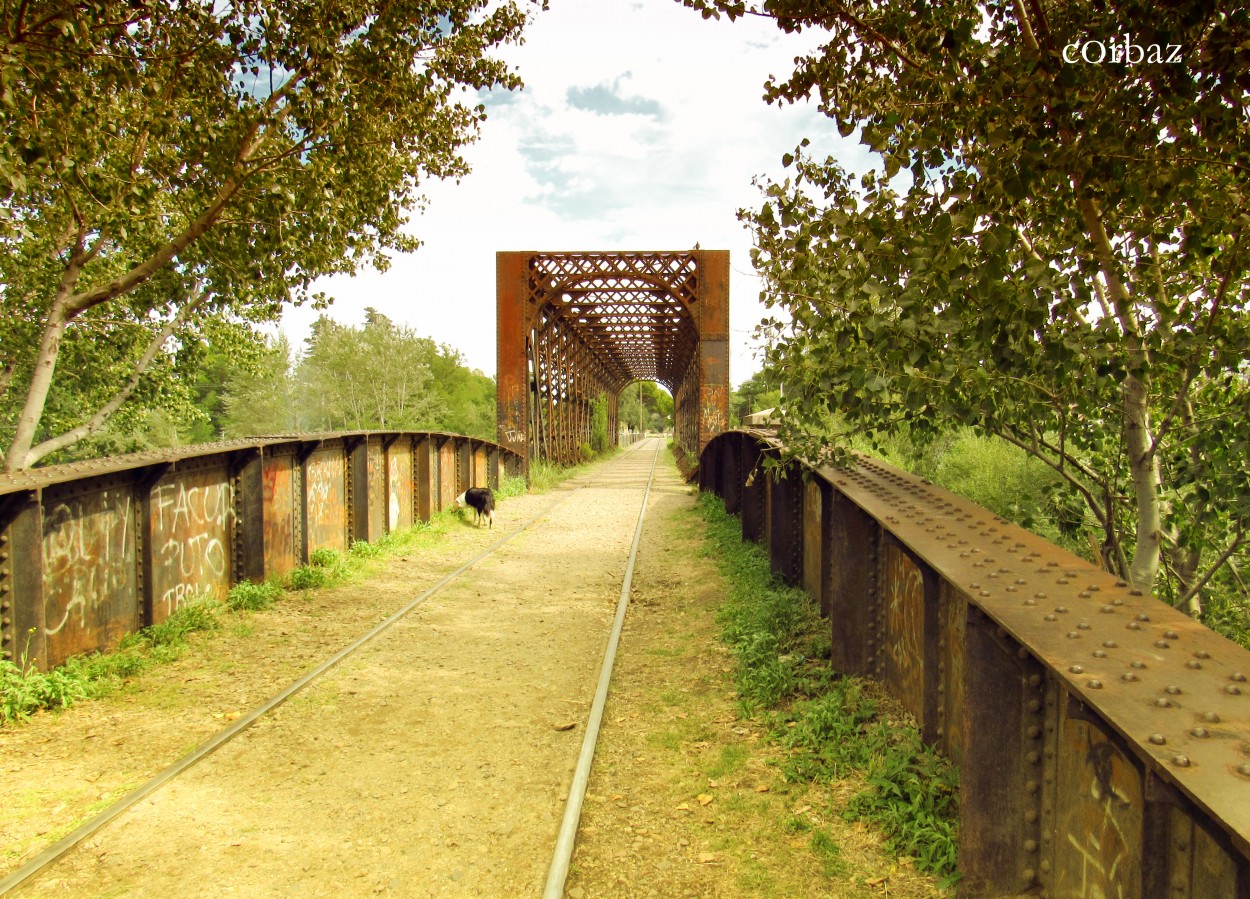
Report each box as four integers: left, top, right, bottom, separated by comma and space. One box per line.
696, 492, 960, 885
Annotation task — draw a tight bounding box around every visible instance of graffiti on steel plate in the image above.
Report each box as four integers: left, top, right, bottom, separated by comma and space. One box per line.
150, 470, 235, 619
41, 488, 138, 657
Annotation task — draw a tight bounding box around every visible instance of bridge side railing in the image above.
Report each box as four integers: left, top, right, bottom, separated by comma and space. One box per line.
0, 432, 523, 672
699, 429, 1250, 898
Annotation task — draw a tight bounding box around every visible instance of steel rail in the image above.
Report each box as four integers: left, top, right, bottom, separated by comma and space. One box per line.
0, 438, 657, 897
544, 438, 662, 897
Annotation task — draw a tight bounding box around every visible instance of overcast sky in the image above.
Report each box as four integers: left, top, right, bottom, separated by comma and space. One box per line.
280, 0, 871, 387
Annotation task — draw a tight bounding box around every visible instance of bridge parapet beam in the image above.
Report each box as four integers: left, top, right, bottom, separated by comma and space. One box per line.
700, 429, 1250, 897
0, 431, 523, 670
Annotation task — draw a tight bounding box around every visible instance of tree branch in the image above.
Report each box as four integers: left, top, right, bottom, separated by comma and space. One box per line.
1177, 523, 1246, 613
23, 286, 208, 465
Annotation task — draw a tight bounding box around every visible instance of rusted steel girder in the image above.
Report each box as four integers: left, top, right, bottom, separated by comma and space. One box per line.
0, 432, 520, 669
701, 429, 1250, 898
496, 251, 730, 472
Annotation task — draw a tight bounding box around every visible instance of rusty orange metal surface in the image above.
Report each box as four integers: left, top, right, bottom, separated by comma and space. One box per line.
365, 439, 385, 541
262, 453, 297, 576
700, 430, 1250, 896
304, 447, 348, 554
148, 464, 235, 622
437, 440, 457, 511
496, 251, 729, 469
40, 479, 138, 667
387, 440, 413, 531
878, 539, 928, 725
802, 479, 823, 610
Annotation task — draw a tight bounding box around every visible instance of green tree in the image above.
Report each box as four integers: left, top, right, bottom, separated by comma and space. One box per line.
731, 371, 781, 424
296, 311, 445, 431
618, 380, 674, 432
590, 393, 610, 453
219, 334, 298, 437
685, 1, 1250, 614
426, 343, 497, 439
0, 0, 538, 471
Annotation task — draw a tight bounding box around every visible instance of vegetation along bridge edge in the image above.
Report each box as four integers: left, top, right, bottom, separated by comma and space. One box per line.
0, 431, 523, 671
700, 428, 1250, 899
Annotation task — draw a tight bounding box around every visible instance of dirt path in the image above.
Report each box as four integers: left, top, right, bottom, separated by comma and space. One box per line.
2, 440, 943, 898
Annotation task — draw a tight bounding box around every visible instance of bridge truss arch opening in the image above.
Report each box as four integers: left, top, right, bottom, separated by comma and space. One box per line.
496, 251, 729, 472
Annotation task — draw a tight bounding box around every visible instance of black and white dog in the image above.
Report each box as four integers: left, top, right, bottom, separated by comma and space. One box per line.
455, 486, 495, 529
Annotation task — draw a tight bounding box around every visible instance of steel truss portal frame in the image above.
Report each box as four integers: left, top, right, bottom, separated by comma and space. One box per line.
496, 251, 729, 473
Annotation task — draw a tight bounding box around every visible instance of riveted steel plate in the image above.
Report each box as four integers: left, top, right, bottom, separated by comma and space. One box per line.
816, 452, 1250, 857
366, 439, 385, 540
262, 453, 297, 575
1054, 702, 1144, 897
880, 539, 927, 722
148, 464, 234, 621
40, 482, 138, 666
438, 441, 457, 511
387, 440, 413, 531
802, 479, 824, 607
305, 447, 347, 553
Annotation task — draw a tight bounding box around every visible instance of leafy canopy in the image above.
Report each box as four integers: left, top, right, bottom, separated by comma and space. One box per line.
683, 0, 1250, 609
1, 0, 540, 469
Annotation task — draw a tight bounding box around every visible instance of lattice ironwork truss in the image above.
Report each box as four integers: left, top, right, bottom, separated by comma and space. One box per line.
497, 251, 729, 470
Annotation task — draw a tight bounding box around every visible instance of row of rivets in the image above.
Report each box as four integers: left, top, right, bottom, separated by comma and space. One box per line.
1021, 648, 1046, 887
841, 453, 1248, 803
0, 532, 10, 661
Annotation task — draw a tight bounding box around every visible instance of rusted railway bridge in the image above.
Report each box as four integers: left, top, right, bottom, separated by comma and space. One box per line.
495, 250, 730, 469
3, 241, 1250, 894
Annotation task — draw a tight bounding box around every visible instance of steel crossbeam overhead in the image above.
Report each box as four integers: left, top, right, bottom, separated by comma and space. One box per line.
496, 251, 729, 472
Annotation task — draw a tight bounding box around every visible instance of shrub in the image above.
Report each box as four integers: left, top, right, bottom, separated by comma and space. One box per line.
288, 565, 331, 590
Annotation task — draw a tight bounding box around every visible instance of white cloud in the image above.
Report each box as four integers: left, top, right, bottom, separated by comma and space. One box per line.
282, 0, 867, 388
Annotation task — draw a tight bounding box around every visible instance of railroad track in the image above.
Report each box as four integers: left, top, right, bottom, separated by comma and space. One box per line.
2, 438, 663, 897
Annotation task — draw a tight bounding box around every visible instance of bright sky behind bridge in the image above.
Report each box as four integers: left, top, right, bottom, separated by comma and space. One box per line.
281, 0, 872, 386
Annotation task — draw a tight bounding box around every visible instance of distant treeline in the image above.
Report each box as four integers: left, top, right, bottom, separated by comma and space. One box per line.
23, 309, 498, 463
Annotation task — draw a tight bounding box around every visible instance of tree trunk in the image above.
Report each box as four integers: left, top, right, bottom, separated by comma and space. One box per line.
5, 306, 70, 471
1123, 372, 1163, 590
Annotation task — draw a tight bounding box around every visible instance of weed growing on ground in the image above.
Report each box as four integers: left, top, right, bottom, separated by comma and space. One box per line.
695, 492, 961, 886
226, 580, 283, 612
0, 596, 223, 725
288, 546, 351, 589
496, 474, 528, 499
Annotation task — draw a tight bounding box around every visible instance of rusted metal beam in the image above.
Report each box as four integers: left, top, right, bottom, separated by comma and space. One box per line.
701, 429, 1250, 896
0, 432, 523, 669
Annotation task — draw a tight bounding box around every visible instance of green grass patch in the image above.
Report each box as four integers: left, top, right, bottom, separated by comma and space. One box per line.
809, 828, 848, 878
695, 492, 960, 887
706, 743, 749, 779
1, 596, 223, 726
496, 473, 528, 499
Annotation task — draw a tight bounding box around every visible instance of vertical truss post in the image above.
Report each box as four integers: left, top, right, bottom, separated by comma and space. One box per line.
693, 250, 730, 454
497, 252, 530, 472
